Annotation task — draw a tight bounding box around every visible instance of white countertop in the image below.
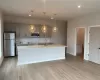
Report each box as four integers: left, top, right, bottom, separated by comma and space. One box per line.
17, 44, 67, 48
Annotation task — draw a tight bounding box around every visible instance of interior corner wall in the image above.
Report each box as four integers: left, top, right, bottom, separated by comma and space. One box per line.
0, 11, 3, 65
67, 13, 100, 60
65, 21, 68, 45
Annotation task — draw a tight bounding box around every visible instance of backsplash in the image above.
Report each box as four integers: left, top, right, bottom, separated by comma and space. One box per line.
16, 38, 51, 44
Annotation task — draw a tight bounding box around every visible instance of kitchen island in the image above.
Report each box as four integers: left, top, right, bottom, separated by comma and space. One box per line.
17, 44, 67, 65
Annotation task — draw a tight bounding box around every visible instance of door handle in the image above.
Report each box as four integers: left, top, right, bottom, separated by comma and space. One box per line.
98, 48, 100, 49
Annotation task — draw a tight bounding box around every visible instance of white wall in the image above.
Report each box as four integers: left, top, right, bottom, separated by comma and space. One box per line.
0, 11, 3, 65
67, 13, 100, 60
4, 16, 67, 45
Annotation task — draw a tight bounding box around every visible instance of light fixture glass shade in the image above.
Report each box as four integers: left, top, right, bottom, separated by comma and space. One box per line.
41, 25, 47, 33
53, 26, 57, 32
30, 25, 35, 33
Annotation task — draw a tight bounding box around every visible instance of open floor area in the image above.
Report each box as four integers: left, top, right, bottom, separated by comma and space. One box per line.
0, 55, 100, 80
1, 0, 100, 80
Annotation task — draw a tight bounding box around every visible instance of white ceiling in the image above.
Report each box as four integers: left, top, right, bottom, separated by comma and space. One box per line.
0, 0, 100, 20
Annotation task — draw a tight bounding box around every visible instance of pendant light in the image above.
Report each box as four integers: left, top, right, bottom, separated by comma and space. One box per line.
29, 10, 36, 33
41, 25, 47, 33
41, 0, 47, 33
41, 0, 48, 45
41, 12, 47, 33
30, 25, 35, 33
53, 26, 57, 32
29, 10, 34, 17
53, 14, 57, 32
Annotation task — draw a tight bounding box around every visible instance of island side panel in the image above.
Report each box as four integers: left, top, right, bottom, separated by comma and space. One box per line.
17, 46, 65, 65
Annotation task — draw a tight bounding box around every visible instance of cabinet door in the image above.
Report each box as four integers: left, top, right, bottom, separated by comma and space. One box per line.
4, 24, 16, 32
16, 27, 20, 38
47, 27, 52, 37
24, 26, 29, 37
39, 26, 45, 37
19, 25, 29, 37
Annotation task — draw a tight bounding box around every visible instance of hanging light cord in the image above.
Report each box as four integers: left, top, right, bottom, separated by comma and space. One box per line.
44, 13, 47, 45
43, 0, 46, 12
54, 14, 57, 27
43, 0, 47, 45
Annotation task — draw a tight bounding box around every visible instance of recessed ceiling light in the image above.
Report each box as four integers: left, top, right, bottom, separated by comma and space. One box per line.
78, 5, 81, 8
51, 17, 54, 19
29, 14, 31, 16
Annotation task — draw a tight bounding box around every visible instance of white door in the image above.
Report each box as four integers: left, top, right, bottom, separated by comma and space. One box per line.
89, 27, 100, 64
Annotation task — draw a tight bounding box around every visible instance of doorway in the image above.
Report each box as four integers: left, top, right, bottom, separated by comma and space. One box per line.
76, 28, 85, 60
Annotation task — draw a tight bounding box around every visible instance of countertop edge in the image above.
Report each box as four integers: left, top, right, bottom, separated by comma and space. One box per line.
17, 44, 68, 48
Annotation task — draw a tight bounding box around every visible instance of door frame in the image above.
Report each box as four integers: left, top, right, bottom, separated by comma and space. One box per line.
75, 27, 86, 59
88, 25, 100, 62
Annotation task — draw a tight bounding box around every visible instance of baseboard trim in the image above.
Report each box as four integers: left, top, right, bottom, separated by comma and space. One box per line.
18, 57, 65, 65
67, 53, 76, 56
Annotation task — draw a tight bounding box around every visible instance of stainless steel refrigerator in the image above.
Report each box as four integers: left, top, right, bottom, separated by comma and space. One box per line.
4, 33, 15, 57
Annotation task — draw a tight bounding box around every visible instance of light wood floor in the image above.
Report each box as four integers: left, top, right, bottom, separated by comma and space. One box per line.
0, 55, 100, 80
